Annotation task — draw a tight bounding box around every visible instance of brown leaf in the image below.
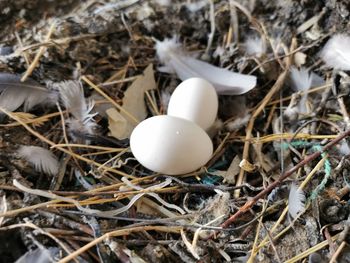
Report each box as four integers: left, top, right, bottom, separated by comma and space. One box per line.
108, 64, 156, 139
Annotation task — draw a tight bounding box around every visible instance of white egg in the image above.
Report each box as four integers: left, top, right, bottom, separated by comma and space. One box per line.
167, 77, 218, 130
130, 115, 213, 175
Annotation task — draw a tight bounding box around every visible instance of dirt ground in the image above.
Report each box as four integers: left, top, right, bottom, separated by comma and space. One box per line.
0, 0, 350, 262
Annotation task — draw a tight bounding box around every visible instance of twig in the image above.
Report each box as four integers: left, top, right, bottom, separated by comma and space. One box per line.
14, 31, 30, 66
234, 68, 290, 197
284, 234, 339, 263
21, 21, 56, 81
205, 0, 216, 56
234, 37, 296, 198
58, 226, 181, 263
228, 0, 239, 44
0, 107, 134, 179
329, 241, 346, 263
0, 221, 78, 262
208, 127, 350, 238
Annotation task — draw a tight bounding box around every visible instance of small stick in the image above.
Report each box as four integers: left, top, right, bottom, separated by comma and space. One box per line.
21, 21, 56, 82
234, 68, 289, 197
14, 32, 30, 66
329, 241, 346, 263
58, 226, 181, 263
0, 107, 134, 179
208, 128, 350, 238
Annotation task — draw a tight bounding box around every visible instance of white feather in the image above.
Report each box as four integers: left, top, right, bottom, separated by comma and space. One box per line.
226, 113, 251, 131
244, 36, 266, 57
339, 140, 350, 155
320, 34, 350, 70
290, 67, 313, 113
57, 80, 96, 135
17, 145, 59, 176
0, 73, 56, 113
155, 38, 257, 95
290, 67, 312, 92
288, 183, 305, 219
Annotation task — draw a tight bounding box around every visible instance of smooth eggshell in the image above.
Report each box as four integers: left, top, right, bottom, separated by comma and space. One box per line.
130, 115, 213, 175
167, 77, 218, 130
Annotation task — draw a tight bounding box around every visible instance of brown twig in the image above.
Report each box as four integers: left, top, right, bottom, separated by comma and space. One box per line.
21, 21, 56, 82
207, 127, 350, 238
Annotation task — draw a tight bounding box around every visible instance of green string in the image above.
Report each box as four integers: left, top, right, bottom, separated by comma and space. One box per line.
280, 141, 332, 199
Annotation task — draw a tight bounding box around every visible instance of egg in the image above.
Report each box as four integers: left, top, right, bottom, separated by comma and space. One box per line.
130, 115, 213, 175
167, 77, 218, 130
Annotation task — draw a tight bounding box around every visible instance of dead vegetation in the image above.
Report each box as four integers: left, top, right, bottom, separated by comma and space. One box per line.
0, 0, 350, 262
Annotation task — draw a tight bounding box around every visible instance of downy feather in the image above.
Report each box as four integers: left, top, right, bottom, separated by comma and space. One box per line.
0, 73, 55, 112
244, 36, 266, 57
339, 140, 350, 155
288, 183, 305, 219
290, 67, 313, 113
155, 38, 257, 95
320, 34, 350, 70
17, 145, 59, 176
56, 80, 96, 135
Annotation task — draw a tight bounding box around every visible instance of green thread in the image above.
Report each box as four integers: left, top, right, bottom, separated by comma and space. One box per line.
280, 140, 332, 199
310, 145, 331, 200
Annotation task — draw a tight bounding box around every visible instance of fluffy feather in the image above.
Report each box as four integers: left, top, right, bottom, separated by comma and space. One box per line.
17, 145, 59, 176
244, 36, 266, 57
56, 80, 96, 135
288, 183, 305, 219
155, 38, 257, 95
0, 73, 55, 113
320, 34, 350, 70
290, 67, 312, 92
290, 67, 313, 113
339, 140, 350, 155
15, 247, 59, 263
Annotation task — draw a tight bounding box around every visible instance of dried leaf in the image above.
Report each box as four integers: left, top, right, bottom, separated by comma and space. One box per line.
108, 64, 156, 139
224, 155, 241, 184
107, 108, 129, 139
239, 159, 257, 173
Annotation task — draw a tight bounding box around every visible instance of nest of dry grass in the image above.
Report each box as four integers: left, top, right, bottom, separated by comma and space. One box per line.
1, 1, 350, 262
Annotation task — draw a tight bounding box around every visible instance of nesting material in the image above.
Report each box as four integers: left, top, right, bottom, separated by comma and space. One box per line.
290, 67, 313, 113
320, 34, 350, 70
155, 38, 257, 95
0, 73, 56, 113
107, 64, 156, 139
17, 145, 59, 176
57, 80, 96, 136
244, 36, 266, 57
288, 183, 306, 219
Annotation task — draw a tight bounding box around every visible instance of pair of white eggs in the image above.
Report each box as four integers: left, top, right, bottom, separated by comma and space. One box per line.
130, 78, 218, 175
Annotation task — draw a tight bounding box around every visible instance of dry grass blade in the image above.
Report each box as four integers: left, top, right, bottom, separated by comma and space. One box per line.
21, 21, 56, 82
0, 107, 134, 179
58, 226, 181, 263
284, 234, 339, 263
82, 76, 139, 124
